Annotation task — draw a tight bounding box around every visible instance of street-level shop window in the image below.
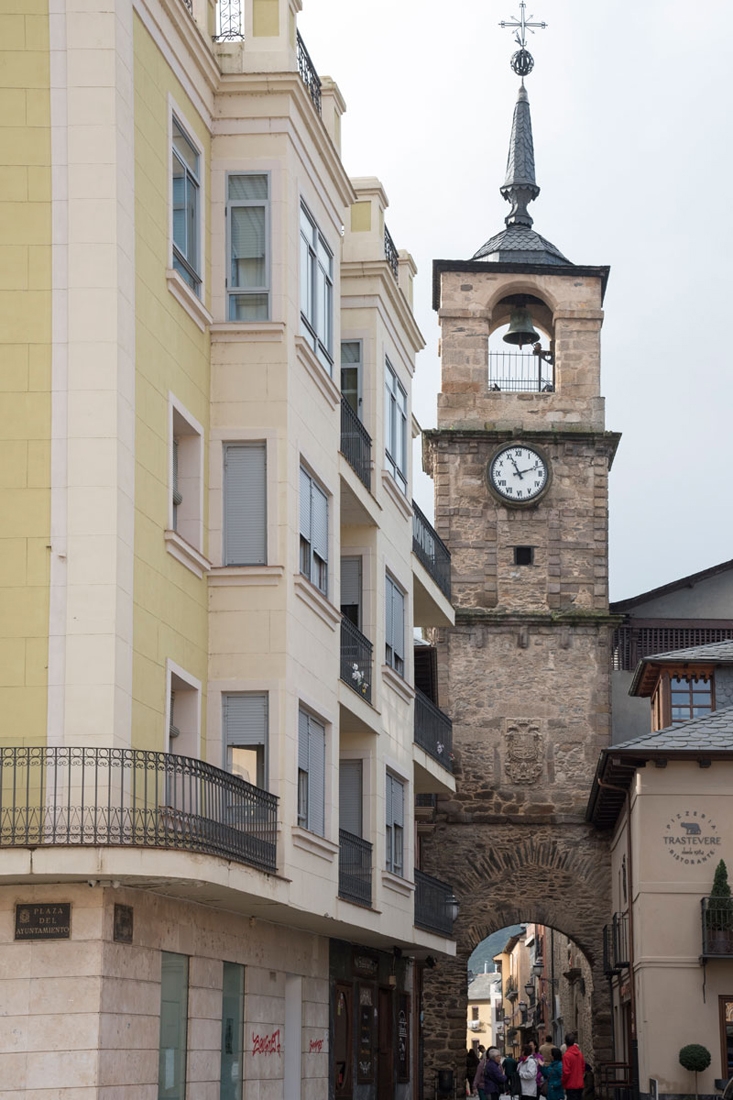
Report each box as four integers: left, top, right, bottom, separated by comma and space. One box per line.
227, 173, 269, 321
384, 358, 407, 494
220, 962, 244, 1100
300, 466, 329, 595
385, 772, 405, 876
298, 707, 326, 836
300, 202, 333, 370
223, 442, 267, 566
171, 117, 201, 295
158, 952, 189, 1100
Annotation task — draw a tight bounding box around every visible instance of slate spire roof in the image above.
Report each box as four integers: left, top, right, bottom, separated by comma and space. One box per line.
473, 83, 570, 266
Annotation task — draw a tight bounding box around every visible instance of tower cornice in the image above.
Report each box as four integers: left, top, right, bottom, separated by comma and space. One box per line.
432, 259, 611, 310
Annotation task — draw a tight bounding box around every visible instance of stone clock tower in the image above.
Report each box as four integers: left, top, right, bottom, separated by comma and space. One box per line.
419, 66, 619, 1075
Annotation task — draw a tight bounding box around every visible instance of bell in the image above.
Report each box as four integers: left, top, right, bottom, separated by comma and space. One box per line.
503, 305, 540, 348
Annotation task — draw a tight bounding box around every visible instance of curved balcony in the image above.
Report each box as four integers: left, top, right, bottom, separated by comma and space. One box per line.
414, 868, 456, 937
0, 746, 278, 874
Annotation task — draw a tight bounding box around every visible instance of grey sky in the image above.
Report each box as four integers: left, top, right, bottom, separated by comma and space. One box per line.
298, 0, 733, 601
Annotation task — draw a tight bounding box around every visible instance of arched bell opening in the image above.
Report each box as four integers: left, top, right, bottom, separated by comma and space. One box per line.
488, 294, 556, 394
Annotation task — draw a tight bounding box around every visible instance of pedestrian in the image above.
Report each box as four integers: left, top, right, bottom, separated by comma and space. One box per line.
540, 1047, 565, 1100
518, 1044, 540, 1099
583, 1063, 595, 1100
503, 1051, 520, 1100
561, 1033, 586, 1100
474, 1049, 488, 1100
539, 1036, 554, 1065
480, 1048, 508, 1100
467, 1048, 480, 1096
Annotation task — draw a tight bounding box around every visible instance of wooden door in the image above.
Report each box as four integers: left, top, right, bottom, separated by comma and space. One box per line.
378, 986, 394, 1100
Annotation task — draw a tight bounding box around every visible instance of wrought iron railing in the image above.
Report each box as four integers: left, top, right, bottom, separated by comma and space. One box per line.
412, 501, 451, 599
340, 396, 372, 491
488, 349, 554, 393
414, 868, 455, 937
181, 0, 193, 13
611, 911, 630, 968
340, 616, 373, 704
338, 829, 372, 906
214, 0, 244, 40
384, 225, 399, 280
414, 690, 453, 771
611, 624, 733, 671
0, 745, 278, 873
296, 31, 321, 114
596, 1063, 633, 1100
701, 896, 733, 957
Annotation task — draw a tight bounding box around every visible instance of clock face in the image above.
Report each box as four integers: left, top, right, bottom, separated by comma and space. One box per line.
488, 444, 549, 504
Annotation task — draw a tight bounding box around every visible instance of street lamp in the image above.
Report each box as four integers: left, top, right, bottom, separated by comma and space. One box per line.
524, 981, 535, 998
445, 893, 460, 923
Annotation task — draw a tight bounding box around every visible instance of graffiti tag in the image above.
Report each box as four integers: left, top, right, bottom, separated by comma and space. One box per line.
252, 1029, 281, 1055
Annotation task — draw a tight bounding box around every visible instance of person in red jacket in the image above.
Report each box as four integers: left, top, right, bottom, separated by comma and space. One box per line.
561, 1033, 586, 1100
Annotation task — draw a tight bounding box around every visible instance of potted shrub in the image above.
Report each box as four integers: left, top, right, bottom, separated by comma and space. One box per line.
679, 1044, 711, 1100
706, 859, 733, 954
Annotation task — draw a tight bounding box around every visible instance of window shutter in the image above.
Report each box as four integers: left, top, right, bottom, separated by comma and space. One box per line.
228, 174, 268, 202
341, 558, 361, 616
223, 693, 268, 747
298, 708, 309, 773
339, 760, 362, 837
224, 443, 266, 565
392, 583, 405, 665
299, 467, 311, 542
311, 482, 328, 564
392, 776, 404, 828
308, 715, 326, 838
385, 576, 394, 656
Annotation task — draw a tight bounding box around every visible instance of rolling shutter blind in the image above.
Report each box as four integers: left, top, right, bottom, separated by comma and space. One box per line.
392, 776, 404, 828
311, 482, 328, 564
224, 443, 266, 565
223, 693, 267, 747
308, 715, 326, 837
299, 467, 311, 543
339, 760, 363, 837
392, 583, 405, 665
341, 557, 361, 620
298, 708, 309, 772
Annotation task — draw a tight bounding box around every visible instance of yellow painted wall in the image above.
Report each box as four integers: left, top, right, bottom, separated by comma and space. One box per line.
132, 16, 210, 752
0, 2, 51, 744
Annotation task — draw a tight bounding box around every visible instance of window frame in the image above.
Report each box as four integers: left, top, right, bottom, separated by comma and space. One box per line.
340, 340, 363, 419
158, 951, 189, 1100
385, 572, 406, 677
171, 113, 202, 296
220, 962, 245, 1100
223, 441, 267, 567
165, 659, 201, 759
297, 707, 326, 837
226, 170, 270, 322
299, 465, 329, 596
385, 771, 405, 877
384, 358, 408, 494
300, 201, 334, 372
168, 395, 204, 554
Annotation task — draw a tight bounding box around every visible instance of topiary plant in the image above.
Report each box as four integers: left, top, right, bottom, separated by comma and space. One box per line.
679, 1044, 711, 1100
708, 860, 733, 932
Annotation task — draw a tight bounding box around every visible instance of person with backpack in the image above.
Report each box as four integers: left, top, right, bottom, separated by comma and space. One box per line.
540, 1047, 565, 1100
503, 1052, 520, 1100
518, 1044, 540, 1099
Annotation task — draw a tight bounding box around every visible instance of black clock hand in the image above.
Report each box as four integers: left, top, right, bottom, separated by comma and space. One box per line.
509, 456, 524, 479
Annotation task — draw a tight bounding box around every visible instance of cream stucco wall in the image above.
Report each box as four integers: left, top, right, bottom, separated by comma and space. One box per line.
0, 1, 51, 746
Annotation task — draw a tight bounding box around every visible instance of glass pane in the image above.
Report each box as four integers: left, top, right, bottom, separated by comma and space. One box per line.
158, 952, 188, 1100
228, 173, 267, 201
341, 366, 359, 414
317, 234, 332, 273
230, 207, 265, 287
229, 293, 269, 322
172, 118, 198, 176
300, 205, 314, 243
341, 341, 361, 365
229, 746, 262, 788
220, 962, 244, 1100
172, 254, 195, 289
300, 236, 312, 321
186, 178, 198, 273
172, 163, 186, 252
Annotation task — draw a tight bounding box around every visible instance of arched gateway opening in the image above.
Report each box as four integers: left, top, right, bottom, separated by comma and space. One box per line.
420, 827, 612, 1086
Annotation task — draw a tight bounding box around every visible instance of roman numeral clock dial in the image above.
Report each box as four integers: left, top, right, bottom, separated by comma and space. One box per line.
488, 443, 551, 505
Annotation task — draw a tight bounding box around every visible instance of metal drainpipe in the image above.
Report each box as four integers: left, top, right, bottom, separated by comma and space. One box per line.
597, 778, 640, 1100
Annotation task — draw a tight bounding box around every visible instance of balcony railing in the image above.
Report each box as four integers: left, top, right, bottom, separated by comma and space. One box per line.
296, 31, 321, 114
488, 349, 554, 393
0, 745, 278, 874
214, 0, 244, 40
701, 896, 733, 957
414, 868, 456, 937
414, 689, 453, 772
338, 829, 372, 906
384, 225, 399, 280
340, 396, 372, 491
340, 616, 373, 704
611, 623, 733, 671
412, 501, 451, 599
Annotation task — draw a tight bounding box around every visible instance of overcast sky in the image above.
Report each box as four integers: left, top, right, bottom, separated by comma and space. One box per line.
299, 0, 733, 601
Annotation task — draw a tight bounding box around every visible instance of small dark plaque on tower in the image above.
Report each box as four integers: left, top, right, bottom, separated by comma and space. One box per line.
113, 903, 133, 944
15, 903, 71, 940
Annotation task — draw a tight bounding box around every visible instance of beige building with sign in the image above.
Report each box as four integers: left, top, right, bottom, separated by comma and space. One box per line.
0, 0, 457, 1096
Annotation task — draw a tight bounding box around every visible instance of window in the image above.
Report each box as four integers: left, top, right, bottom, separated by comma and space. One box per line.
670, 675, 712, 724
298, 707, 326, 836
471, 1006, 479, 1021
170, 400, 203, 552
227, 173, 269, 321
341, 341, 362, 417
340, 556, 362, 630
171, 117, 201, 294
720, 996, 733, 1078
300, 466, 328, 595
166, 662, 201, 759
223, 693, 268, 788
514, 546, 534, 566
385, 772, 404, 876
300, 202, 333, 369
385, 573, 405, 676
220, 962, 244, 1100
158, 952, 189, 1100
223, 442, 266, 566
339, 759, 363, 837
385, 359, 407, 493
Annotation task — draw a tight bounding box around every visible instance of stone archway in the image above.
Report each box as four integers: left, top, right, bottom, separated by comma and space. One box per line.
420, 821, 612, 1086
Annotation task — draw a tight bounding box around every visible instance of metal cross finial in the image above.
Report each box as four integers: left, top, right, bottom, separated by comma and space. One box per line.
500, 1, 547, 49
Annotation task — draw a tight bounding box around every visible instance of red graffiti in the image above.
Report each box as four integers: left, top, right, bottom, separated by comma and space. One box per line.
309, 1038, 324, 1053
252, 1029, 281, 1055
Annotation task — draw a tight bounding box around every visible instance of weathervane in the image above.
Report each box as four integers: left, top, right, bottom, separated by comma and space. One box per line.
499, 1, 547, 77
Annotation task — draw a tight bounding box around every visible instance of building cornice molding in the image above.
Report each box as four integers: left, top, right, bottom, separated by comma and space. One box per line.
453, 609, 624, 628
341, 261, 425, 356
